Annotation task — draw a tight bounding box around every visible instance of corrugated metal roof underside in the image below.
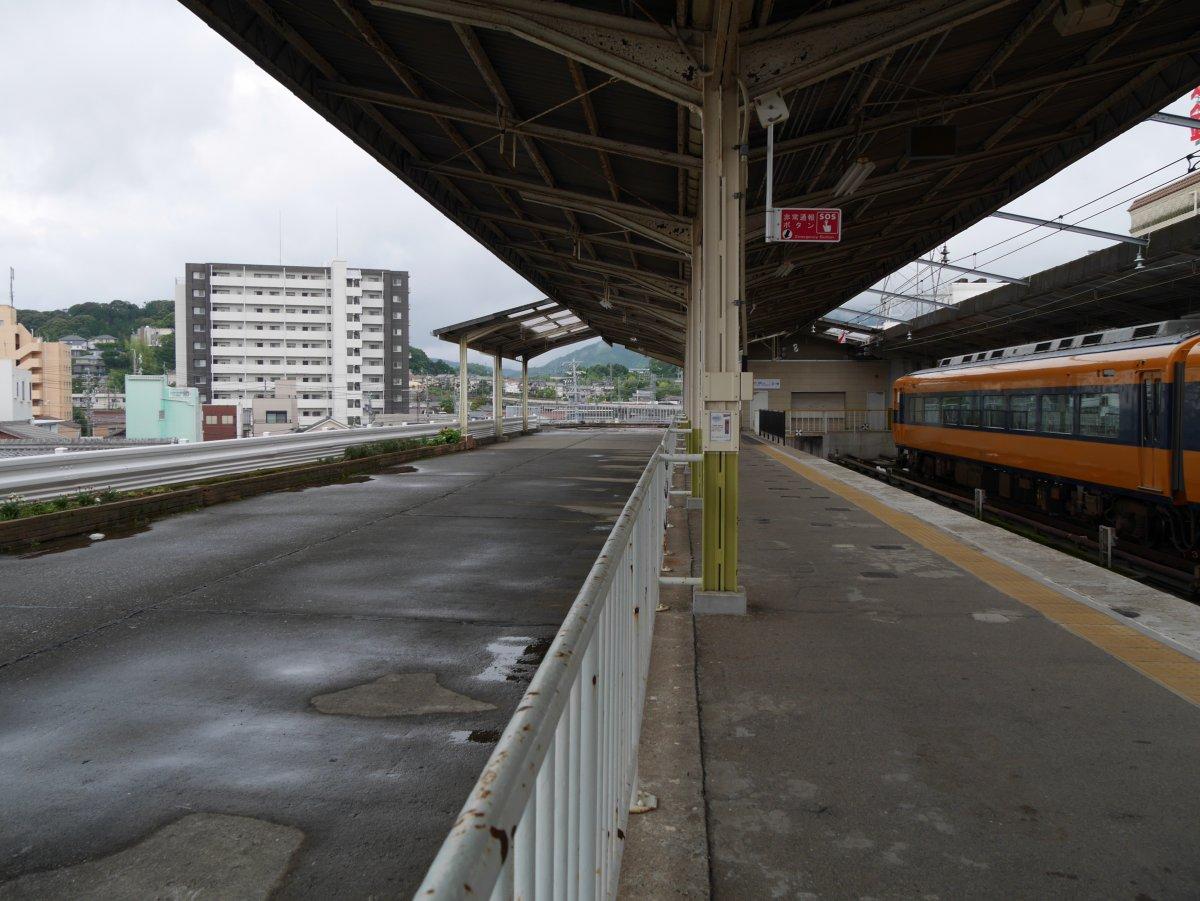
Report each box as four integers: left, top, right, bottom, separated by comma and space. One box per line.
178, 0, 1200, 364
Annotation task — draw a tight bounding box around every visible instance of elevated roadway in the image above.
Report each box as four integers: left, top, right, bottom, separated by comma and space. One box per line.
0, 429, 660, 897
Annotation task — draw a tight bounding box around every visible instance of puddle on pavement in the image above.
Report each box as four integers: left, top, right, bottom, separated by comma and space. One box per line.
450, 728, 502, 745
284, 466, 417, 492
16, 521, 152, 558
311, 672, 496, 717
478, 635, 554, 683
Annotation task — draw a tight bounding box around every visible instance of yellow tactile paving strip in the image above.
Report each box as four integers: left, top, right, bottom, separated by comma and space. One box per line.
753, 441, 1200, 708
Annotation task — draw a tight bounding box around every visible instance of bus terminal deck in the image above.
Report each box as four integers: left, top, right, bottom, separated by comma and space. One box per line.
623, 436, 1200, 899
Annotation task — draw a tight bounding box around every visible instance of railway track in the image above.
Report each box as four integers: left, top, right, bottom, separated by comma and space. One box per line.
834, 454, 1200, 599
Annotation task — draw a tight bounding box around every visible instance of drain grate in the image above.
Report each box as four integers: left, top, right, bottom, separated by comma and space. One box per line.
810, 521, 833, 527
826, 506, 851, 512
861, 570, 899, 579
871, 544, 906, 550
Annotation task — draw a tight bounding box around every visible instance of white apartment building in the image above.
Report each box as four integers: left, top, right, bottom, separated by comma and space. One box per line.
0, 359, 33, 422
175, 260, 410, 427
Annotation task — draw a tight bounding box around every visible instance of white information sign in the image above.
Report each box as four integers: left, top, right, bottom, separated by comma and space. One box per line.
753, 378, 781, 390
708, 411, 732, 443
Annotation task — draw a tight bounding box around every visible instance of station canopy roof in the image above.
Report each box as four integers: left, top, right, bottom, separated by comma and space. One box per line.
874, 213, 1200, 362
432, 298, 596, 359
181, 0, 1200, 365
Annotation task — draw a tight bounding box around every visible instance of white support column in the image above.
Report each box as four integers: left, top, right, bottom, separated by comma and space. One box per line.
686, 228, 703, 506
521, 356, 529, 431
493, 353, 503, 439
695, 29, 746, 612
458, 339, 469, 435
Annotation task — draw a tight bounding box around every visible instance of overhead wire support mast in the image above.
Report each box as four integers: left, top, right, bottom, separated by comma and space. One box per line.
989, 211, 1149, 246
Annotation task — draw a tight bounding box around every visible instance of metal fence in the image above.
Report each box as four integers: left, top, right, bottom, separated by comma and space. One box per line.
0, 417, 535, 501
788, 409, 889, 434
416, 425, 676, 899
516, 401, 681, 424
756, 409, 787, 442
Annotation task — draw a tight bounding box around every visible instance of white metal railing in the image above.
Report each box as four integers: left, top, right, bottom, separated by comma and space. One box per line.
788, 408, 889, 434
416, 425, 676, 900
0, 417, 537, 501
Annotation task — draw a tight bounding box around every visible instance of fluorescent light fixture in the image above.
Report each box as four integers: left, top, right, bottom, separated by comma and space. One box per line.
832, 157, 875, 199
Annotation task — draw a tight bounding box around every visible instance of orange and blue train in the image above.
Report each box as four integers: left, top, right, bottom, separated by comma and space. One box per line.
892, 319, 1200, 552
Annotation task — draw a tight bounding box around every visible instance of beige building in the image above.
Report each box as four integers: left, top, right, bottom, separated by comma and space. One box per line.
0, 305, 73, 421
251, 379, 300, 436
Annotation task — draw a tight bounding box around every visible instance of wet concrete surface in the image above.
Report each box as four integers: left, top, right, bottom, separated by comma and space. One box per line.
0, 429, 661, 898
696, 447, 1200, 899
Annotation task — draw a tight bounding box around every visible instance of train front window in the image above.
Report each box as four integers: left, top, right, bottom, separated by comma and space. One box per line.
1010, 395, 1036, 431
909, 395, 924, 423
1079, 391, 1119, 438
1040, 394, 1075, 434
982, 395, 1005, 428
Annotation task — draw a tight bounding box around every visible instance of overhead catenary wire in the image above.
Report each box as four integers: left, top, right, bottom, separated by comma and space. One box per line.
833, 152, 1199, 333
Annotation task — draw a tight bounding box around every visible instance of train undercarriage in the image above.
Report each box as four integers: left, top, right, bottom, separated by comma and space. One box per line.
899, 448, 1200, 556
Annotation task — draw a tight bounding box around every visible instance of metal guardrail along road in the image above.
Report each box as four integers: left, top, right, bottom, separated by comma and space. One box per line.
416, 425, 676, 899
0, 417, 535, 501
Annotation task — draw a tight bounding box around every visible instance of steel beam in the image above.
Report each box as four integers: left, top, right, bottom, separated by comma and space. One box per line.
990, 210, 1149, 246
369, 0, 704, 109
518, 194, 694, 255
921, 259, 1028, 284
862, 287, 956, 308
1149, 111, 1200, 130
749, 37, 1200, 163
740, 0, 1020, 97
317, 80, 699, 170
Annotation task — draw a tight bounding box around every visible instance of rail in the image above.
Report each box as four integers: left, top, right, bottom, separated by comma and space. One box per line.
0, 416, 535, 501
416, 424, 677, 899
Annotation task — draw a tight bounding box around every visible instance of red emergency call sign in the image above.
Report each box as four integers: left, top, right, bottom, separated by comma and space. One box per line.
778, 208, 842, 243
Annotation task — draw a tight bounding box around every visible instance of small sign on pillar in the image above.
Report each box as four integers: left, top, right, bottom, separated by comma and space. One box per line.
708, 411, 732, 444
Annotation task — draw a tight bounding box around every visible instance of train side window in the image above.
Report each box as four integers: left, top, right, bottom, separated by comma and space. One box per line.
1079, 391, 1119, 438
1040, 394, 1075, 434
981, 395, 1005, 428
924, 396, 941, 425
1010, 395, 1037, 431
943, 396, 961, 426
960, 395, 980, 427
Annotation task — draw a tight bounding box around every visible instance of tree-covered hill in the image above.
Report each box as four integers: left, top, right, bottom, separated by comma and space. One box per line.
17, 300, 174, 340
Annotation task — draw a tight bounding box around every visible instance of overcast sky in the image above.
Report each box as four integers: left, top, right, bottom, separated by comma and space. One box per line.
0, 0, 1196, 361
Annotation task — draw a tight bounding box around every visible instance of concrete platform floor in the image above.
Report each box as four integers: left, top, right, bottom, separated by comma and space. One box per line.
0, 429, 661, 899
694, 440, 1200, 899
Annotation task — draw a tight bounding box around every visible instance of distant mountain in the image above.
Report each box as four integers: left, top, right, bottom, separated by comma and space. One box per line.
530, 340, 649, 375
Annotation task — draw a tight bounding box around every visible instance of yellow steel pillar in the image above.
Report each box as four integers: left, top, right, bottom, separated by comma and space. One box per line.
492, 354, 503, 439
695, 28, 746, 613
458, 339, 469, 435
521, 356, 529, 432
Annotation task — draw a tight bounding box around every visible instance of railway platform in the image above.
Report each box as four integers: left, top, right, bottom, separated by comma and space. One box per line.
626, 436, 1200, 899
